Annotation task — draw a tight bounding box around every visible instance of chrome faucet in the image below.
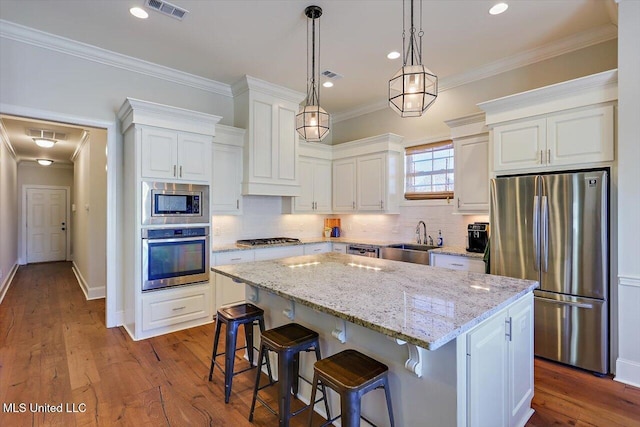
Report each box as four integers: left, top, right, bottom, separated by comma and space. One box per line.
416, 221, 427, 245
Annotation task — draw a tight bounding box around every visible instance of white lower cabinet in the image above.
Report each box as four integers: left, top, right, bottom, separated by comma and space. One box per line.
303, 243, 331, 255
467, 293, 534, 427
141, 284, 212, 332
430, 253, 485, 273
332, 243, 347, 254
212, 251, 255, 309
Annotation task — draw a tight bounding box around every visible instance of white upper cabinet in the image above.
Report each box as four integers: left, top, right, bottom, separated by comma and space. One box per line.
232, 76, 305, 197
284, 141, 332, 214
479, 70, 617, 174
140, 127, 212, 182
212, 125, 245, 215
446, 113, 490, 214
332, 134, 403, 214
332, 158, 357, 211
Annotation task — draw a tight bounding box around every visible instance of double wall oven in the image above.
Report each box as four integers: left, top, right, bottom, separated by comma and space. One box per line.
141, 181, 210, 292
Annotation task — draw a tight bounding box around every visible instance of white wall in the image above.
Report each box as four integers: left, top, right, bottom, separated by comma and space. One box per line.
72, 129, 107, 299
16, 162, 74, 262
332, 40, 617, 144
212, 196, 487, 248
615, 0, 640, 388
0, 128, 18, 302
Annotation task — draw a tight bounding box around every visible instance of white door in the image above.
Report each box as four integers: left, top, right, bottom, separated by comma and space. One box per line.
27, 188, 67, 263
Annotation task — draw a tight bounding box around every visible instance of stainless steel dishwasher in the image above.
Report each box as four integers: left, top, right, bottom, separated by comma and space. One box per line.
346, 244, 380, 258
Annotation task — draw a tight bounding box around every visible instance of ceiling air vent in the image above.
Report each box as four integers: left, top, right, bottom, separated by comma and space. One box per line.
146, 0, 189, 20
28, 128, 67, 140
321, 69, 343, 80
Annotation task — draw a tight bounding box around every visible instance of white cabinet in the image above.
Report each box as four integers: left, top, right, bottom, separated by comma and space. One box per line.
479, 72, 617, 174
332, 134, 403, 214
493, 105, 615, 172
141, 283, 212, 332
303, 243, 331, 255
454, 135, 489, 213
467, 293, 534, 427
212, 251, 255, 309
254, 245, 304, 261
430, 253, 485, 273
212, 125, 245, 215
332, 158, 357, 211
232, 76, 305, 197
357, 153, 387, 211
332, 243, 347, 254
295, 157, 332, 213
141, 127, 212, 182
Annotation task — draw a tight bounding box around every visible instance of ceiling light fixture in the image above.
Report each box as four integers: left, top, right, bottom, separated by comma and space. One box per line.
389, 0, 438, 117
129, 7, 149, 19
37, 159, 53, 166
489, 2, 509, 15
387, 51, 401, 60
322, 81, 334, 88
296, 5, 330, 142
33, 137, 56, 148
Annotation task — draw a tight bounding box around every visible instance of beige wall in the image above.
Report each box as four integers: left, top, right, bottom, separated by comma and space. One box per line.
332, 40, 617, 144
72, 129, 107, 298
0, 131, 18, 300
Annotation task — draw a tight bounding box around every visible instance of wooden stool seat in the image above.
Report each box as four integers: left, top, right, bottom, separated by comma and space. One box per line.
208, 303, 272, 404
308, 349, 395, 427
249, 323, 330, 427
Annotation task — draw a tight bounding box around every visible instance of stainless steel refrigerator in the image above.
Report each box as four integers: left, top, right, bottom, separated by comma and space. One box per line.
490, 169, 608, 374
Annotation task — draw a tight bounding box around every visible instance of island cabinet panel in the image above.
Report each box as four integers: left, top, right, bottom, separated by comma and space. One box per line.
212, 251, 255, 309
467, 293, 534, 427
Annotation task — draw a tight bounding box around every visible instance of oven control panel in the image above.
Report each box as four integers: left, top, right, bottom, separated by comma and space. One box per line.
143, 227, 209, 239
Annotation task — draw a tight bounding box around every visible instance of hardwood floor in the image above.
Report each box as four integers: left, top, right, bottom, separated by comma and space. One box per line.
1, 262, 639, 426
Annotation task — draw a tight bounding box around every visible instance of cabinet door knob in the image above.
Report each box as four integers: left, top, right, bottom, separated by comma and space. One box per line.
179, 165, 183, 177
547, 149, 551, 164
540, 150, 543, 164
173, 165, 177, 176
236, 199, 240, 209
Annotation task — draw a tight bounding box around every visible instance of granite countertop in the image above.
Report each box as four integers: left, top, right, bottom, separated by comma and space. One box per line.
212, 252, 538, 351
212, 237, 401, 253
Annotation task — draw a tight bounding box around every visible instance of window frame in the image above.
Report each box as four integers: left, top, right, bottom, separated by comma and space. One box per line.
404, 139, 454, 201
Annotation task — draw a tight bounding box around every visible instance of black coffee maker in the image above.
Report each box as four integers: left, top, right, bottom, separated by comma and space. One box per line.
467, 222, 489, 253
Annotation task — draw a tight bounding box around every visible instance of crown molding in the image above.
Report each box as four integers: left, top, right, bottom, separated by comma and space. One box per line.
71, 130, 90, 162
332, 24, 618, 123
0, 19, 233, 97
0, 120, 17, 159
231, 75, 305, 104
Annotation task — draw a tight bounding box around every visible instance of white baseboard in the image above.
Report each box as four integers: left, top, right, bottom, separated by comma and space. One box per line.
71, 261, 105, 300
114, 310, 125, 327
615, 358, 640, 388
0, 263, 19, 304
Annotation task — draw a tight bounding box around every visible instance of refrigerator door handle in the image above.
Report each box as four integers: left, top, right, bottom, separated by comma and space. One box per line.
536, 296, 594, 310
533, 195, 540, 271
541, 195, 549, 272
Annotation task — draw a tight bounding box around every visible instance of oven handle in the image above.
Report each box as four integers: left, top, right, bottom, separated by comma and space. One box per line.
143, 235, 209, 243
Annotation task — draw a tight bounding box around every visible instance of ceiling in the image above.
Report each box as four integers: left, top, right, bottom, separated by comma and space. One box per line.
0, 0, 617, 164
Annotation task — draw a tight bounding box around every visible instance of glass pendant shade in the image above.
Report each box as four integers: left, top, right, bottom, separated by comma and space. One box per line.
389, 64, 438, 117
296, 105, 329, 142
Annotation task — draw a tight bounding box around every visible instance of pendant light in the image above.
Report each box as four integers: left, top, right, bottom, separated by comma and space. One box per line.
296, 5, 330, 142
389, 0, 438, 117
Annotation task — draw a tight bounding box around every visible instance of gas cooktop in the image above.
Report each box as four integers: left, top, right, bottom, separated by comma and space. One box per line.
236, 237, 302, 247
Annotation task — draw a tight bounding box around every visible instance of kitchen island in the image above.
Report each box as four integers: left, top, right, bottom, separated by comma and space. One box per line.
212, 252, 538, 427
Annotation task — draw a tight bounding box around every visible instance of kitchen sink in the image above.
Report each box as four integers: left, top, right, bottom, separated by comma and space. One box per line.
380, 244, 438, 265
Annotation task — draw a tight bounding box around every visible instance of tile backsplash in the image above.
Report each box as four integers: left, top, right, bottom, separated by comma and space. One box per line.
212, 195, 488, 248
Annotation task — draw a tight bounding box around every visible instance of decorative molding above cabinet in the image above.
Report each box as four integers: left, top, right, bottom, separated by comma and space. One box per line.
479, 69, 617, 175
232, 75, 305, 197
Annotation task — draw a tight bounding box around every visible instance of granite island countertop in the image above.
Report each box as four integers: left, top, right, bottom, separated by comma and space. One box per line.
212, 252, 537, 351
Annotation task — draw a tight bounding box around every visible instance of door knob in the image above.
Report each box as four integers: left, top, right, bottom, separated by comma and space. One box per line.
61, 227, 66, 231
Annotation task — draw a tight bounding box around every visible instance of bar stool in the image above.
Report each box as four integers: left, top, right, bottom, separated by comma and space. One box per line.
307, 349, 394, 427
249, 323, 331, 427
208, 303, 272, 403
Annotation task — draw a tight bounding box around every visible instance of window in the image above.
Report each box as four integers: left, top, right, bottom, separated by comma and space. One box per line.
405, 140, 454, 200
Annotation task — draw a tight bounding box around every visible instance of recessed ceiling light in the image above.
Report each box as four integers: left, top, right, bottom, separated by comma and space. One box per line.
387, 51, 401, 60
130, 7, 149, 19
33, 138, 56, 148
489, 2, 509, 15
323, 81, 334, 88
37, 159, 53, 166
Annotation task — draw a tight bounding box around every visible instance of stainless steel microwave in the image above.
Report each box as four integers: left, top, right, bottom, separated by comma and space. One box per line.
142, 181, 209, 225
